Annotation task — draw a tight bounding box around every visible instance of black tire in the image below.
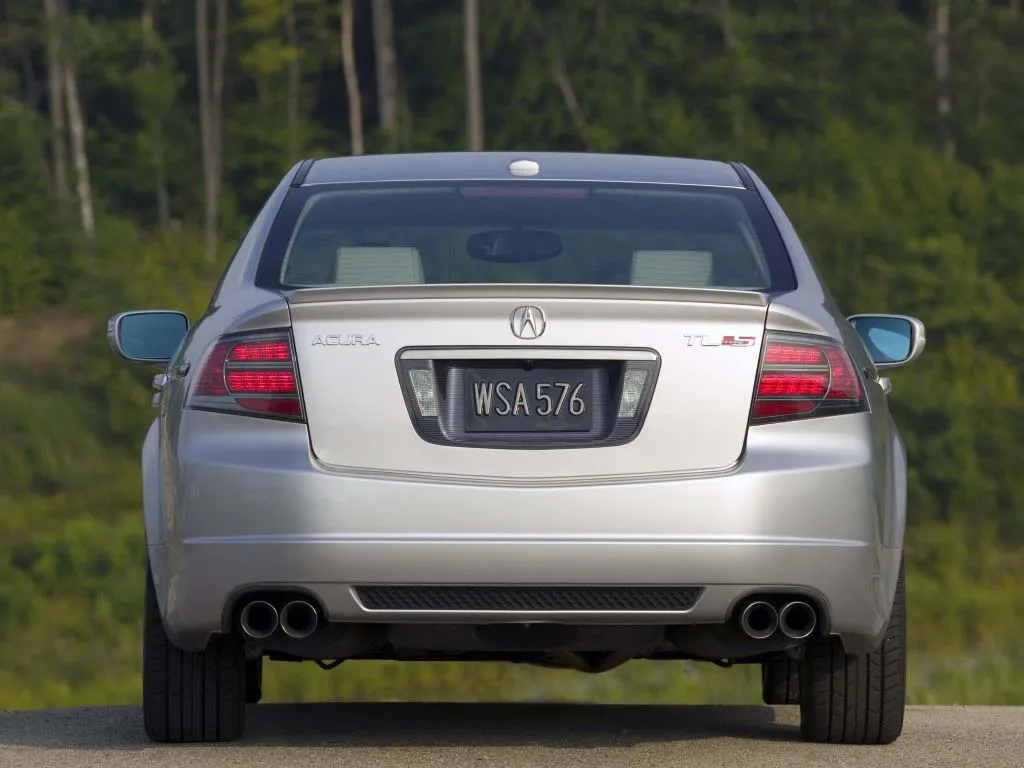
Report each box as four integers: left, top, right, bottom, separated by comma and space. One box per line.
798, 559, 906, 744
762, 656, 800, 704
143, 566, 247, 742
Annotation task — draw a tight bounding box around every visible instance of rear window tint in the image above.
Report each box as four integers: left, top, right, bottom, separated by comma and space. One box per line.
257, 181, 795, 292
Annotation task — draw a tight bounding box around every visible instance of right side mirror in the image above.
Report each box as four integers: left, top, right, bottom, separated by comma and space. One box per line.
847, 314, 926, 369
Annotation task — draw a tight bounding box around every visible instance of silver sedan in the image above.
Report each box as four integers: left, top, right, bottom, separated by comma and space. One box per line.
109, 152, 925, 744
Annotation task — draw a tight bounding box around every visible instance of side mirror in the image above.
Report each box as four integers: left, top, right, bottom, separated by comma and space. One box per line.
847, 314, 926, 369
107, 310, 189, 365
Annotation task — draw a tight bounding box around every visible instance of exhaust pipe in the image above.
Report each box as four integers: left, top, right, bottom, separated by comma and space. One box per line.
778, 601, 817, 640
239, 600, 279, 640
280, 600, 318, 639
739, 600, 779, 640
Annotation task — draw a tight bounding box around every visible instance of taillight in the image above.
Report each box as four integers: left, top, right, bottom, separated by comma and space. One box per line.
751, 333, 866, 423
187, 331, 304, 420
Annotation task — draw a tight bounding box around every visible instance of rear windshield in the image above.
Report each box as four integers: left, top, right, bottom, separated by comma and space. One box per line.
256, 181, 795, 291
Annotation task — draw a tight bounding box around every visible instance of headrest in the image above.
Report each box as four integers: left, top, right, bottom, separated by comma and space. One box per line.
335, 246, 424, 286
630, 250, 713, 288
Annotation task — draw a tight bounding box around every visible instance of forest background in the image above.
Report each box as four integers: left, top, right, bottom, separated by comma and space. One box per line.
1, 0, 1023, 708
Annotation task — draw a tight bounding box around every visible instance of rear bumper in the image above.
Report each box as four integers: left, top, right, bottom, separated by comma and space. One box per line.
148, 412, 901, 656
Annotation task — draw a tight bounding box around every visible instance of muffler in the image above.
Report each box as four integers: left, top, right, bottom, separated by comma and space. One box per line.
778, 601, 817, 640
239, 600, 279, 640
280, 600, 319, 639
739, 600, 779, 640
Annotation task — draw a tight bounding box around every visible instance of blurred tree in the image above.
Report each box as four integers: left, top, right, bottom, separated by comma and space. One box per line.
463, 0, 483, 150
196, 0, 227, 261
930, 0, 955, 161
42, 0, 69, 201
139, 0, 170, 227
1, 0, 1023, 708
341, 0, 363, 155
372, 0, 399, 149
62, 10, 93, 239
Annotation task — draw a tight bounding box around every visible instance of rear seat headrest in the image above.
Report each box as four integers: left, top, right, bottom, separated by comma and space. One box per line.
630, 250, 713, 288
335, 246, 425, 286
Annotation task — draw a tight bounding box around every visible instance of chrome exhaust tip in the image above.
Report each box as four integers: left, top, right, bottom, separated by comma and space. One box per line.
280, 600, 318, 639
778, 601, 817, 640
239, 600, 279, 640
739, 600, 779, 640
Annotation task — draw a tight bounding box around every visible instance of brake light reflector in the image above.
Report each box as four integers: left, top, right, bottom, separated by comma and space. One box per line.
188, 331, 304, 421
753, 400, 818, 419
234, 398, 302, 417
751, 334, 865, 423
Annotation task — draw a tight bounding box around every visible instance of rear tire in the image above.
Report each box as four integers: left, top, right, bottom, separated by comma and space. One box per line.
762, 656, 800, 704
798, 559, 906, 744
143, 565, 247, 743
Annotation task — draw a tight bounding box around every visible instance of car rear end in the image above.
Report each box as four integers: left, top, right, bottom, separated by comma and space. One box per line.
142, 156, 905, 744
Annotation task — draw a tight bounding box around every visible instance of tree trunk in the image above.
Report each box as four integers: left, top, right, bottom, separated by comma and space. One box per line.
463, 0, 483, 151
519, 0, 591, 150
340, 0, 364, 155
63, 52, 94, 239
285, 0, 301, 161
142, 0, 170, 228
717, 0, 743, 140
196, 0, 228, 262
21, 46, 41, 111
931, 0, 955, 162
212, 0, 227, 243
371, 0, 399, 146
42, 0, 69, 201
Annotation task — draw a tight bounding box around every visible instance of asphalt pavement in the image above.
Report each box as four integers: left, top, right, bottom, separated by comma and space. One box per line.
2, 703, 1022, 767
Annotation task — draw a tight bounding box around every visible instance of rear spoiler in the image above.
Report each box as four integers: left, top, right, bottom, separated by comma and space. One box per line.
284, 283, 771, 307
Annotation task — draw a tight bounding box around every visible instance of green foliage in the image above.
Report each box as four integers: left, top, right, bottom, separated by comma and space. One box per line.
0, 0, 1023, 709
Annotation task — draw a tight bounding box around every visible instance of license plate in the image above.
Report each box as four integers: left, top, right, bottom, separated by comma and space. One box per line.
464, 368, 594, 433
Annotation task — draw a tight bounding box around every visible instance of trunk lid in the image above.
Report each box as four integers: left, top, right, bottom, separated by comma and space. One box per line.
287, 285, 768, 481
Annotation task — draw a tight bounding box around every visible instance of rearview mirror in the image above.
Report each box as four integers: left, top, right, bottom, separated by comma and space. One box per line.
847, 314, 925, 369
107, 310, 189, 365
466, 229, 563, 263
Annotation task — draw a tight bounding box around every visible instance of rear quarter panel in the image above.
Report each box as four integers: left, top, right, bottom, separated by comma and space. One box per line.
143, 164, 301, 596
745, 164, 906, 626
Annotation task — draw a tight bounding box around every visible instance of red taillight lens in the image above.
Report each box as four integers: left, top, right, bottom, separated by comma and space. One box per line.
193, 343, 230, 397
225, 370, 297, 394
751, 334, 865, 423
762, 343, 826, 366
757, 372, 829, 398
188, 331, 304, 421
228, 340, 292, 362
822, 346, 862, 400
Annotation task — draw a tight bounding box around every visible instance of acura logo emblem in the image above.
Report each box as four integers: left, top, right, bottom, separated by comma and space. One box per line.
510, 305, 546, 340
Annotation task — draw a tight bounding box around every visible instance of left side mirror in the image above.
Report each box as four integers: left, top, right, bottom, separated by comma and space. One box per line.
847, 314, 926, 369
107, 310, 189, 365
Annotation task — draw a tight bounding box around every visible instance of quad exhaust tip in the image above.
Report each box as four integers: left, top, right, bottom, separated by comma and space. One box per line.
239, 600, 279, 640
778, 600, 817, 640
739, 600, 779, 640
280, 600, 319, 639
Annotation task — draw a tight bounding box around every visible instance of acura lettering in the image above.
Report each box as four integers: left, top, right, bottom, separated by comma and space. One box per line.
312, 334, 379, 347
